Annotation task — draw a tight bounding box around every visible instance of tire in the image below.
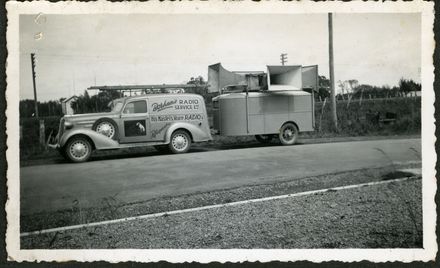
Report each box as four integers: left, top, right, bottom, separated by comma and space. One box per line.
92, 118, 119, 140
279, 122, 299, 145
65, 136, 92, 163
168, 130, 191, 154
154, 145, 170, 153
255, 135, 273, 144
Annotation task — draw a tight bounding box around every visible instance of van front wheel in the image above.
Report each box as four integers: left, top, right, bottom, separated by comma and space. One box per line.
279, 123, 299, 145
65, 136, 92, 163
169, 130, 191, 154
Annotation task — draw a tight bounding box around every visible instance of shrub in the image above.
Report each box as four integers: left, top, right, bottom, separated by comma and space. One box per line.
314, 97, 420, 136
20, 116, 61, 158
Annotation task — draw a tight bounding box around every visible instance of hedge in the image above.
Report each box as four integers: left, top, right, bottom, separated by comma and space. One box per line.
313, 96, 420, 136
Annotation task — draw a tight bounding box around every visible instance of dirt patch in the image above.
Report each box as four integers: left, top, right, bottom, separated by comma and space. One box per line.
382, 171, 415, 181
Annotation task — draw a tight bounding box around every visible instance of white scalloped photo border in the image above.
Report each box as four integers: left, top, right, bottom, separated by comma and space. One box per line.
5, 0, 436, 263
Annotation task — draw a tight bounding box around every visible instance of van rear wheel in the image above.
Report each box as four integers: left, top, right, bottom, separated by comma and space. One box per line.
169, 130, 191, 154
279, 123, 299, 145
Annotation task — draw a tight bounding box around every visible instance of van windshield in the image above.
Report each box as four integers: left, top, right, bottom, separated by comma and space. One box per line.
111, 101, 124, 112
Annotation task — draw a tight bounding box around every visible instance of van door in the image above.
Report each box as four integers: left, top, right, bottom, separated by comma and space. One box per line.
119, 99, 150, 143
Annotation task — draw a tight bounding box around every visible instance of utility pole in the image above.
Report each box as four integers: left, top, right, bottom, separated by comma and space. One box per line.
30, 53, 39, 119
328, 13, 337, 130
280, 53, 288, 65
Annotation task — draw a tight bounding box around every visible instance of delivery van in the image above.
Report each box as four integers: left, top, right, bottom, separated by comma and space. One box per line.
50, 94, 212, 162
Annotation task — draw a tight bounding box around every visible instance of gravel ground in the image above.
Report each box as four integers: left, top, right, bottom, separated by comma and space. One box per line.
20, 164, 419, 233
21, 173, 422, 249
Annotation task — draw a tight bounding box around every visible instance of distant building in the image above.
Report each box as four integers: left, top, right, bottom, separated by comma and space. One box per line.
61, 96, 78, 115
408, 91, 422, 97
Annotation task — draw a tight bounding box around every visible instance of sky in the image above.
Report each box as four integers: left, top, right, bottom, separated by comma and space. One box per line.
19, 13, 421, 101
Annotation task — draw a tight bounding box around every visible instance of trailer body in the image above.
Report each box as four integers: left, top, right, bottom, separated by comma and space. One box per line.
213, 91, 313, 136
209, 63, 318, 137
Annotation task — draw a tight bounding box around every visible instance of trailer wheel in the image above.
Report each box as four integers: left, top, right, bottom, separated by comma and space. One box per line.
65, 136, 92, 163
93, 118, 119, 140
279, 123, 299, 145
169, 130, 191, 154
255, 135, 273, 144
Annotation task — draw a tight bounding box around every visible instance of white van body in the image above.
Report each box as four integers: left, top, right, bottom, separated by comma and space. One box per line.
51, 93, 212, 162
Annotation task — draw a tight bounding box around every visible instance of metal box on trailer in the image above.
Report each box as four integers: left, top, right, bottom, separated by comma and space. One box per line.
213, 91, 313, 136
209, 63, 318, 145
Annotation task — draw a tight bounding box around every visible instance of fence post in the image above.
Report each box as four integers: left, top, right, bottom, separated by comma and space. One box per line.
39, 119, 45, 148
318, 98, 327, 132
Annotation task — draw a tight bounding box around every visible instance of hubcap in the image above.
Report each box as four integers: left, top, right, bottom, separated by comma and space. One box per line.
96, 122, 115, 138
282, 127, 296, 141
69, 140, 89, 160
172, 134, 188, 151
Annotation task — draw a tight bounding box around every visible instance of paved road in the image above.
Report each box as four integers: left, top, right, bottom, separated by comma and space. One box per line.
21, 138, 421, 215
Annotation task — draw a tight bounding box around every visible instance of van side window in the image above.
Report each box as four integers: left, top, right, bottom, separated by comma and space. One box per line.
123, 100, 148, 114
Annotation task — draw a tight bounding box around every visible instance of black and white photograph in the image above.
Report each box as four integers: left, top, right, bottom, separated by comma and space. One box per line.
5, 0, 437, 263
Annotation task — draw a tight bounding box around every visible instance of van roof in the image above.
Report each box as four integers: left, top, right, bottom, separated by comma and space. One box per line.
113, 93, 203, 103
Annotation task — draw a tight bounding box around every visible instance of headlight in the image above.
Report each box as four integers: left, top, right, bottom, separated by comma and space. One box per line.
64, 121, 73, 129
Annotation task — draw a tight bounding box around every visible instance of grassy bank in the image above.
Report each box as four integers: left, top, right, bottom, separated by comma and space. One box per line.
312, 96, 420, 137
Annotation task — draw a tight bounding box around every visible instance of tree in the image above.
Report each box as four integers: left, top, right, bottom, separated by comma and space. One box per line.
399, 78, 421, 96
316, 75, 331, 100
71, 89, 123, 114
347, 79, 359, 93
20, 99, 63, 118
337, 80, 346, 100
185, 76, 208, 96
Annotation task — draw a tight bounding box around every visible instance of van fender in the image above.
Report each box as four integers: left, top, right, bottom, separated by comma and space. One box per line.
165, 122, 212, 144
59, 128, 120, 150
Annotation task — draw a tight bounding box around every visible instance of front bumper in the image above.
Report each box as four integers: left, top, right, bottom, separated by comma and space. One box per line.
47, 132, 61, 149
47, 143, 59, 149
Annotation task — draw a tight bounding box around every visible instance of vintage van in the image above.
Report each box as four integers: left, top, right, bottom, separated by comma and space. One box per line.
50, 94, 212, 162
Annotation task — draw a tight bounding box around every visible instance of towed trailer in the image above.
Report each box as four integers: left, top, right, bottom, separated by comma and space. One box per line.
208, 63, 318, 145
